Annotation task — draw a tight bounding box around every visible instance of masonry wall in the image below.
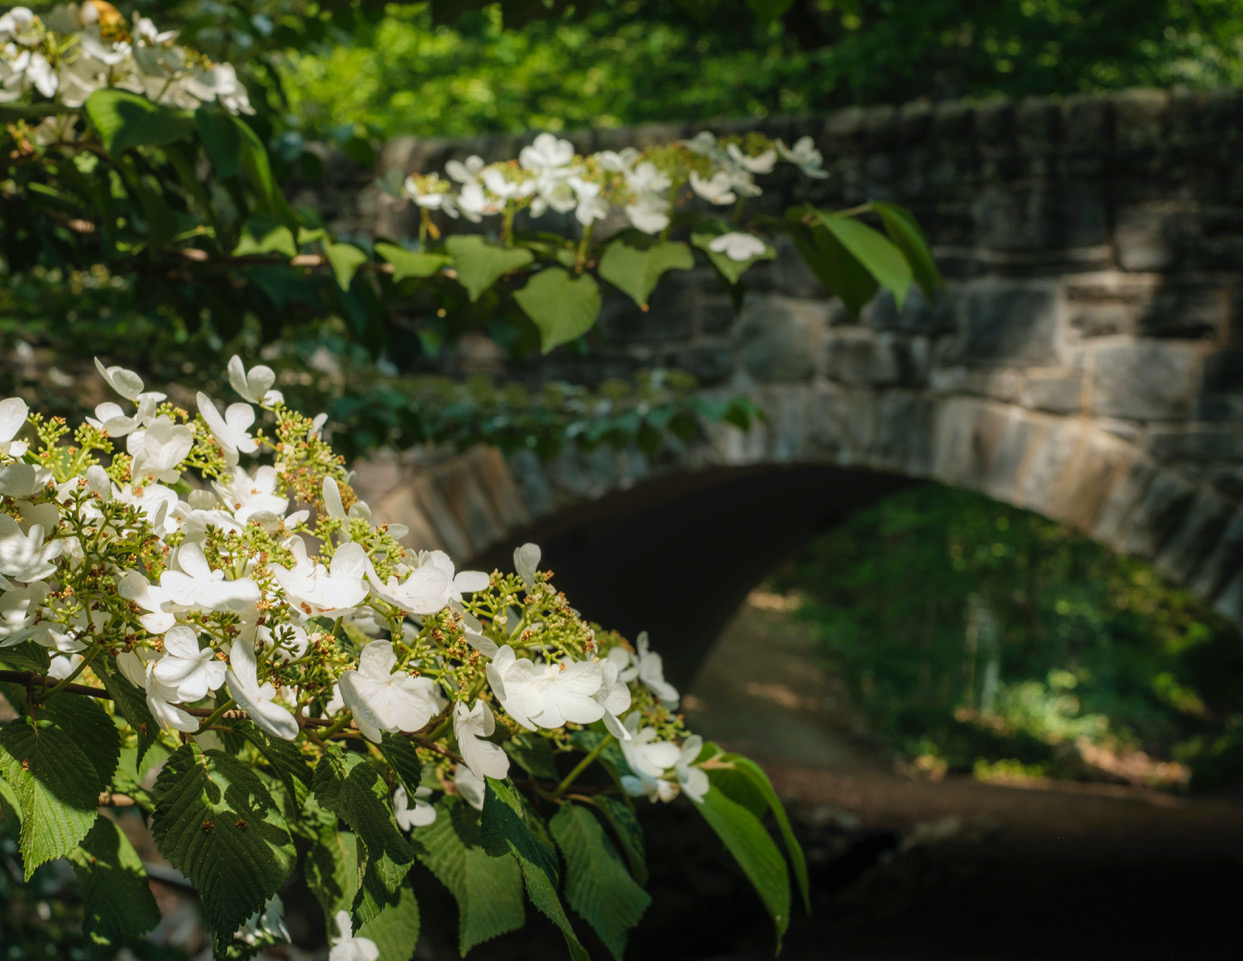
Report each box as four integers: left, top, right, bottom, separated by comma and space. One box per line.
339, 88, 1243, 620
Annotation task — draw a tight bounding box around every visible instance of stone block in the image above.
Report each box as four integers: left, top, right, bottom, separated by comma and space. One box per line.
1149, 426, 1243, 462
1016, 96, 1061, 149
1092, 458, 1156, 550
1190, 511, 1243, 600
930, 397, 1009, 491
1071, 304, 1135, 337
1062, 94, 1111, 144
983, 409, 1040, 503
1123, 470, 1196, 558
1047, 430, 1138, 532
874, 392, 935, 476
959, 284, 1060, 367
1155, 489, 1231, 585
1091, 342, 1202, 421
809, 387, 878, 464
1022, 375, 1084, 414
932, 101, 974, 139
1115, 206, 1197, 271
738, 295, 829, 382
1113, 88, 1170, 147
825, 331, 927, 387
667, 344, 735, 387
898, 101, 934, 142
929, 364, 1024, 403
1014, 419, 1085, 516
597, 275, 696, 343
1202, 349, 1243, 393
863, 287, 957, 334
699, 296, 739, 336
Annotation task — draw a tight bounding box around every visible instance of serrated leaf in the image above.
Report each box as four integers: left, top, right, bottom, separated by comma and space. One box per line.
39, 694, 119, 791
67, 816, 162, 950
551, 803, 650, 961
695, 782, 791, 952
787, 218, 878, 315
813, 209, 912, 308
305, 804, 359, 919
483, 779, 588, 961
583, 795, 647, 884
597, 232, 694, 308
513, 267, 601, 353
445, 235, 535, 301
358, 884, 420, 961
504, 734, 559, 781
410, 796, 525, 954
84, 89, 194, 156
151, 744, 296, 937
313, 747, 412, 865
0, 640, 50, 675
377, 733, 422, 797
713, 752, 810, 913
324, 241, 370, 292
95, 655, 158, 766
235, 721, 312, 811
375, 242, 448, 282
691, 227, 776, 286
0, 715, 100, 877
871, 200, 943, 298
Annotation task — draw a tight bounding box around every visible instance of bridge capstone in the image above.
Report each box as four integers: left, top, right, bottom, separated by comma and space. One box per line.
333, 87, 1243, 665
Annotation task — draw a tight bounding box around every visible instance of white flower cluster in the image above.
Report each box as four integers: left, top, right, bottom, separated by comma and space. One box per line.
0, 358, 709, 814
398, 129, 828, 240
0, 2, 251, 141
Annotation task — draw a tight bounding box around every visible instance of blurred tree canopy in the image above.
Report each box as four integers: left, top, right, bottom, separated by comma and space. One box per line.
280, 0, 1243, 139
770, 484, 1243, 790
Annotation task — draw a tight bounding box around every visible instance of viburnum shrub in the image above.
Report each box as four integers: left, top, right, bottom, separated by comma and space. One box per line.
0, 357, 808, 959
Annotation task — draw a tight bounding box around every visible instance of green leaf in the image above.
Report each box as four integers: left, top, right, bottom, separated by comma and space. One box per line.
597, 232, 694, 308
358, 884, 421, 961
305, 807, 359, 919
513, 267, 601, 354
551, 804, 650, 961
691, 226, 776, 286
0, 640, 50, 675
504, 733, 559, 781
94, 655, 157, 768
378, 733, 423, 796
38, 695, 120, 792
0, 715, 100, 877
83, 89, 194, 156
151, 744, 296, 938
234, 217, 298, 259
483, 779, 588, 961
67, 816, 161, 950
747, 0, 797, 24
695, 783, 791, 952
871, 200, 943, 298
410, 795, 525, 954
232, 116, 298, 226
712, 753, 809, 912
313, 747, 412, 866
787, 219, 878, 315
583, 795, 647, 884
235, 721, 312, 811
813, 209, 913, 308
195, 107, 244, 180
375, 242, 448, 282
445, 235, 534, 302
324, 241, 370, 292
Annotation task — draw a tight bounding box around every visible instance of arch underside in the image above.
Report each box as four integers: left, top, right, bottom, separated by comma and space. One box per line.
353, 387, 1243, 682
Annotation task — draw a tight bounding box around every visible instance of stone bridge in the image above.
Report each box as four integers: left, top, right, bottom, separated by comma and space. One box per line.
340, 87, 1243, 680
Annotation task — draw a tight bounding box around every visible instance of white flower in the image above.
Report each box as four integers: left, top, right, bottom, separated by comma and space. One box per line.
454, 764, 486, 811
0, 515, 61, 583
776, 136, 829, 179
152, 625, 226, 703
673, 734, 710, 803
117, 570, 176, 633
453, 700, 509, 780
0, 462, 51, 498
619, 714, 682, 778
514, 542, 541, 588
621, 768, 680, 803
260, 623, 309, 663
235, 895, 290, 948
403, 172, 459, 217
329, 910, 379, 961
708, 231, 768, 262
214, 465, 289, 527
624, 195, 670, 235
227, 355, 281, 406
445, 155, 486, 185
94, 358, 149, 402
161, 542, 261, 613
393, 784, 437, 830
486, 644, 604, 730
0, 397, 29, 458
127, 416, 194, 483
593, 655, 632, 741
271, 538, 369, 618
481, 167, 532, 203
680, 131, 718, 156
570, 176, 609, 227
338, 641, 442, 743
726, 143, 777, 175
0, 581, 50, 647
86, 397, 158, 438
689, 170, 737, 205
226, 638, 299, 741
519, 133, 576, 175
196, 392, 258, 464
619, 632, 679, 707
142, 657, 200, 734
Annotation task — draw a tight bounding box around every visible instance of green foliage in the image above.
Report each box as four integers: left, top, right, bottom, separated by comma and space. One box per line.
812, 210, 913, 309
66, 817, 162, 951
772, 483, 1243, 786
445, 235, 536, 302
597, 234, 694, 309
513, 267, 602, 353
150, 744, 296, 940
409, 795, 527, 953
357, 885, 422, 961
550, 803, 651, 961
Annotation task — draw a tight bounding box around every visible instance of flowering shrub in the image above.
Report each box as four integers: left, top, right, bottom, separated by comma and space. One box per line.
0, 358, 808, 958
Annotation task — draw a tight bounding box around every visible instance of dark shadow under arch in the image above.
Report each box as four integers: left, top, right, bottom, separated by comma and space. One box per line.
471, 464, 913, 685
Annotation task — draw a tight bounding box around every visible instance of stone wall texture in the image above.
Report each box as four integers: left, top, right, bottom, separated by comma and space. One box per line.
338, 87, 1243, 631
